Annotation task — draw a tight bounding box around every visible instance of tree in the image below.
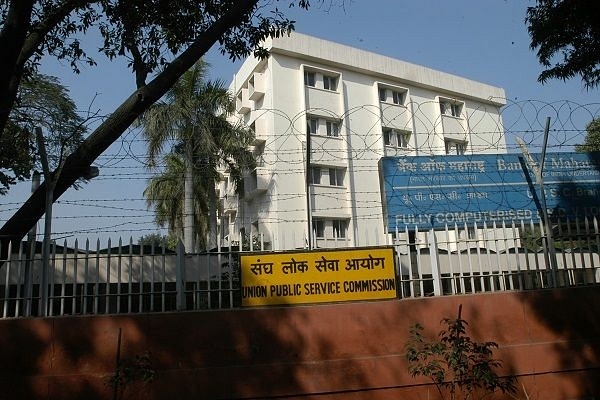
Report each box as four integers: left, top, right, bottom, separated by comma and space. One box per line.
138, 233, 178, 251
0, 0, 311, 251
575, 119, 600, 152
0, 122, 32, 195
526, 0, 600, 89
140, 60, 255, 252
142, 152, 207, 251
0, 72, 86, 194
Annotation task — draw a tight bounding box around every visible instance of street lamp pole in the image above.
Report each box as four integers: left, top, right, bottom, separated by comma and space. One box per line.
35, 127, 100, 316
35, 127, 53, 316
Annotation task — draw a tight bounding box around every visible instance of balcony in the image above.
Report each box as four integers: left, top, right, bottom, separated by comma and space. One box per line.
309, 185, 349, 216
251, 116, 268, 143
441, 114, 467, 139
251, 139, 266, 161
384, 145, 415, 158
248, 72, 265, 101
380, 103, 411, 131
236, 88, 251, 114
304, 86, 341, 115
244, 167, 270, 200
309, 135, 345, 167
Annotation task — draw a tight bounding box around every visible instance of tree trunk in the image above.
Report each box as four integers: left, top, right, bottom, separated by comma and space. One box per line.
208, 184, 218, 251
0, 0, 94, 141
183, 144, 195, 253
0, 0, 260, 256
0, 0, 34, 138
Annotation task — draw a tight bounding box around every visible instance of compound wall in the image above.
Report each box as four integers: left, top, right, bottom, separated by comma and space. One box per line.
1, 286, 599, 399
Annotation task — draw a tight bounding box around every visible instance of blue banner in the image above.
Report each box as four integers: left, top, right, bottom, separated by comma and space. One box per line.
379, 152, 600, 230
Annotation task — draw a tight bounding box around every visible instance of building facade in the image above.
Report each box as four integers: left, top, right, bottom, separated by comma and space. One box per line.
220, 33, 507, 251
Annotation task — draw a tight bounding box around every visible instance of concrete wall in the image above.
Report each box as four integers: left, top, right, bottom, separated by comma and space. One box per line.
1, 286, 599, 399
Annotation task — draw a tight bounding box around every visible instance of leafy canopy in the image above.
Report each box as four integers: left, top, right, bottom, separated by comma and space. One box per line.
140, 60, 255, 250
0, 0, 312, 248
0, 72, 85, 194
138, 233, 178, 251
575, 119, 600, 153
526, 0, 600, 89
0, 0, 307, 190
1, 1, 308, 88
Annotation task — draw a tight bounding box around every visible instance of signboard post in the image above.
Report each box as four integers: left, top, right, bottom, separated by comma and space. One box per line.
240, 247, 396, 306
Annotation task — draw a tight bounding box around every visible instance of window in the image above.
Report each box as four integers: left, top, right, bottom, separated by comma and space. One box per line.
383, 128, 410, 148
312, 219, 325, 238
333, 220, 347, 238
383, 128, 392, 146
450, 104, 461, 117
392, 90, 405, 105
304, 71, 316, 87
379, 88, 387, 102
440, 101, 462, 117
379, 87, 407, 104
440, 102, 448, 115
326, 120, 339, 137
311, 166, 344, 186
395, 131, 410, 148
323, 75, 337, 91
329, 168, 344, 186
310, 166, 321, 184
445, 139, 467, 155
307, 118, 318, 135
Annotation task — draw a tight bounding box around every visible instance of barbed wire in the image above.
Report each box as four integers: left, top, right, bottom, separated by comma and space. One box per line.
2, 99, 600, 240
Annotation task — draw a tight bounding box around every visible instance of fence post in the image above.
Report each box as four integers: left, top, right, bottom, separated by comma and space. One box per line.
428, 229, 442, 296
176, 240, 186, 311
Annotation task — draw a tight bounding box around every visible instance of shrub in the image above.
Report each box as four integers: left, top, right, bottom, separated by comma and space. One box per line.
405, 305, 517, 400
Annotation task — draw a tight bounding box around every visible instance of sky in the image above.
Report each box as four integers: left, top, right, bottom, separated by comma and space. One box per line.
1, 0, 599, 246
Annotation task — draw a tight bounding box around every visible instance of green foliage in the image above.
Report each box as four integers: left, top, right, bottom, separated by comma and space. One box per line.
526, 0, 600, 89
0, 0, 307, 202
240, 232, 271, 251
140, 60, 255, 250
138, 233, 178, 250
575, 119, 600, 152
0, 122, 34, 195
143, 153, 195, 244
0, 72, 86, 194
4, 1, 306, 83
17, 73, 86, 169
518, 224, 543, 252
405, 306, 516, 400
520, 220, 600, 254
105, 351, 156, 400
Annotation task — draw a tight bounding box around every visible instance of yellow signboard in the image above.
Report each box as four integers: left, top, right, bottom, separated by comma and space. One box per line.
240, 247, 397, 306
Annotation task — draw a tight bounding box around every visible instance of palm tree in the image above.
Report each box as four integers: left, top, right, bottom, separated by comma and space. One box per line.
140, 60, 254, 252
143, 152, 209, 248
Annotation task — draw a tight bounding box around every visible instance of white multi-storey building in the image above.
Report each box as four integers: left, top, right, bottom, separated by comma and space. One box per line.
220, 33, 507, 251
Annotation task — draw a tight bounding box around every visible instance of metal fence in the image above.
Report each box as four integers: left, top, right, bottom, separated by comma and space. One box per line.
1, 218, 599, 318
394, 219, 600, 298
